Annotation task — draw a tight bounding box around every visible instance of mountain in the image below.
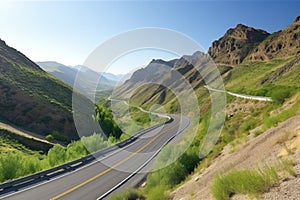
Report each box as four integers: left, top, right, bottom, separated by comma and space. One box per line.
246, 16, 300, 61
37, 62, 131, 100
208, 24, 270, 65
0, 39, 80, 140
113, 51, 230, 112
37, 61, 78, 87
115, 16, 300, 113
113, 16, 300, 200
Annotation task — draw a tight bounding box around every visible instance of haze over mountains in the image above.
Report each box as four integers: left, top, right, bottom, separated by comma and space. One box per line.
37, 61, 130, 90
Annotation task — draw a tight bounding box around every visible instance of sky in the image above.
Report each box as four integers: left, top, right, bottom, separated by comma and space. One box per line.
0, 1, 299, 74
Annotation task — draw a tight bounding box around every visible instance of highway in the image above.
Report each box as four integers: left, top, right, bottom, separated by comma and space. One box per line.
0, 115, 190, 200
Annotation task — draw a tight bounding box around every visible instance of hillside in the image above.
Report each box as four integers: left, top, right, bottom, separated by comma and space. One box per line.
116, 17, 300, 110
0, 39, 80, 140
37, 61, 78, 87
246, 16, 300, 61
112, 16, 300, 200
113, 51, 231, 113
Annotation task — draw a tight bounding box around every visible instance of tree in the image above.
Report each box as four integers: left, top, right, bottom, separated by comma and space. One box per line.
0, 153, 21, 181
48, 144, 66, 167
66, 141, 87, 161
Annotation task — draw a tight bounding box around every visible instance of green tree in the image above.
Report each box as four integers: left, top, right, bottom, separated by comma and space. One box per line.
0, 152, 21, 181
81, 133, 109, 153
48, 144, 66, 167
66, 141, 87, 161
95, 105, 122, 139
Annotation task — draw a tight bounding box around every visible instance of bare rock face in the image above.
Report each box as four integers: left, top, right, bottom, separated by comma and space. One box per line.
208, 24, 269, 66
246, 16, 300, 61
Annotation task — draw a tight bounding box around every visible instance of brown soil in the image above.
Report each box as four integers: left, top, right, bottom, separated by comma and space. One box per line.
170, 115, 300, 200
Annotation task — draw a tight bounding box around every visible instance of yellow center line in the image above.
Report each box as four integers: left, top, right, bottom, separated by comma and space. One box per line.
50, 121, 179, 200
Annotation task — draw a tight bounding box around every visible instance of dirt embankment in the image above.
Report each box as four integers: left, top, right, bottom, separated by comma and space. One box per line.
0, 122, 53, 151
170, 115, 300, 200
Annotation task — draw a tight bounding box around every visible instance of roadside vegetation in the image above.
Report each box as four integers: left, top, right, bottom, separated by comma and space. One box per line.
110, 58, 300, 200
0, 133, 105, 182
211, 159, 295, 200
0, 98, 169, 183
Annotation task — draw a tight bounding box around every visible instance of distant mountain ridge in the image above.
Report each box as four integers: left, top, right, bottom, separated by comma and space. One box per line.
37, 61, 131, 100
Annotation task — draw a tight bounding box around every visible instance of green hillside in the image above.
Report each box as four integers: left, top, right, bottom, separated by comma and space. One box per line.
0, 39, 79, 140
110, 17, 300, 200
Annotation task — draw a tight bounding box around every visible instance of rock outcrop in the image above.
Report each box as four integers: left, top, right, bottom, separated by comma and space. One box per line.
208, 24, 270, 65
246, 16, 300, 61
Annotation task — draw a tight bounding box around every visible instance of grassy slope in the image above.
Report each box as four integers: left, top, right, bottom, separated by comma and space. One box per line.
0, 40, 81, 140
110, 57, 300, 200
0, 129, 40, 155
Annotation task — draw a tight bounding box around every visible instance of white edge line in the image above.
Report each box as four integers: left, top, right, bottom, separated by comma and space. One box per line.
0, 122, 167, 200
97, 117, 191, 200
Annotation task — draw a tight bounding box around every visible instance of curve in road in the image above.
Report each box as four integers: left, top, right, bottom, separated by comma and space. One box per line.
204, 85, 272, 101
0, 115, 190, 200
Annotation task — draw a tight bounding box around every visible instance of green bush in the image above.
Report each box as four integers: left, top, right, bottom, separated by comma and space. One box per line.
146, 145, 199, 192
0, 152, 21, 181
0, 132, 114, 183
47, 144, 66, 167
211, 167, 279, 200
95, 104, 122, 139
66, 141, 87, 160
271, 88, 291, 104
46, 134, 54, 141
146, 185, 168, 200
51, 131, 68, 142
81, 133, 110, 153
109, 189, 145, 200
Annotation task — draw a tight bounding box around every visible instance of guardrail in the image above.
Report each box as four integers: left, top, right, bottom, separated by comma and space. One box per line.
204, 85, 272, 102
0, 117, 172, 192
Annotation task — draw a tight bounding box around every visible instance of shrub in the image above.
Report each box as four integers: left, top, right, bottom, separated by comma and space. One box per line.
211, 167, 279, 200
0, 152, 21, 181
81, 133, 109, 153
51, 131, 68, 142
271, 89, 290, 104
66, 141, 87, 161
147, 185, 168, 200
46, 134, 54, 141
47, 144, 66, 167
109, 189, 145, 200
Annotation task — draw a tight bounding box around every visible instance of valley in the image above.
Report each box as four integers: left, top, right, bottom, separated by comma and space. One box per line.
0, 2, 299, 200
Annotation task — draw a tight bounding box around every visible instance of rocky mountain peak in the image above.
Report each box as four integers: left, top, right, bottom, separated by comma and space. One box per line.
208, 24, 269, 66
149, 58, 175, 67
246, 16, 300, 61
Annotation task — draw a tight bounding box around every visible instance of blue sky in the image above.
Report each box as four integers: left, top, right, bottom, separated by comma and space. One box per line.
0, 1, 299, 74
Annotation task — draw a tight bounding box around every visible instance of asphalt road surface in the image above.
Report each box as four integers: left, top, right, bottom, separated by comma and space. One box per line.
0, 115, 190, 200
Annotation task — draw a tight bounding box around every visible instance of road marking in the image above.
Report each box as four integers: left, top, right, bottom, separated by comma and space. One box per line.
50, 121, 180, 200
0, 119, 170, 200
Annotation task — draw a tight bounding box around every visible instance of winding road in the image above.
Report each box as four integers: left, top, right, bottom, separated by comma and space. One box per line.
204, 85, 272, 101
0, 115, 190, 200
